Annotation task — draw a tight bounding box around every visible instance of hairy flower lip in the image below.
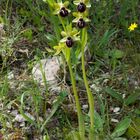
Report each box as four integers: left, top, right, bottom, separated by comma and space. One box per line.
66, 37, 74, 47
77, 2, 86, 12
59, 7, 69, 17
77, 18, 86, 28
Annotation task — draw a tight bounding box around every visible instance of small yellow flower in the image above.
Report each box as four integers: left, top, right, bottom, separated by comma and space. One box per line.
128, 23, 138, 31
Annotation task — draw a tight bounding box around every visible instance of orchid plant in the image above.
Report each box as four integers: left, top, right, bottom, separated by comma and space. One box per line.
43, 0, 94, 139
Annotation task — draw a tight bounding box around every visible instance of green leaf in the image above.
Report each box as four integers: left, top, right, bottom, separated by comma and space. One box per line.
96, 94, 105, 121
43, 135, 50, 140
45, 47, 54, 53
126, 118, 140, 138
0, 16, 4, 23
94, 111, 104, 131
124, 89, 140, 105
43, 0, 55, 7
20, 93, 35, 124
45, 33, 57, 44
111, 117, 131, 138
22, 28, 33, 40
104, 87, 123, 103
81, 28, 87, 49
41, 91, 68, 132
62, 47, 71, 62
98, 29, 118, 48
66, 131, 80, 140
110, 49, 124, 59
114, 138, 127, 140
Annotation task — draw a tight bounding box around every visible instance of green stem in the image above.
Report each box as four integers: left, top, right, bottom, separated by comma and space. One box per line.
81, 28, 94, 140
58, 15, 67, 32
58, 13, 85, 139
68, 58, 85, 140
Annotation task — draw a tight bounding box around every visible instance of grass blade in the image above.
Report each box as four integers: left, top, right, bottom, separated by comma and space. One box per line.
41, 91, 67, 132
104, 87, 123, 103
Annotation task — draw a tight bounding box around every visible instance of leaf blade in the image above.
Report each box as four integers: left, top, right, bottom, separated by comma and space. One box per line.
111, 117, 132, 138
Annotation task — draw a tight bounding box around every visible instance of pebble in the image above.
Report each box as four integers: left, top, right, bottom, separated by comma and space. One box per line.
90, 83, 101, 92
20, 122, 25, 127
111, 118, 119, 123
14, 114, 26, 123
113, 107, 120, 113
10, 110, 18, 116
82, 105, 88, 110
7, 71, 14, 80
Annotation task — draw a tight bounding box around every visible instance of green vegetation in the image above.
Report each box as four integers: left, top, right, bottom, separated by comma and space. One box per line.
0, 0, 140, 139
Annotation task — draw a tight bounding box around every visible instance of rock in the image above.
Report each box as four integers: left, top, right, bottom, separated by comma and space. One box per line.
10, 110, 18, 116
7, 71, 14, 80
82, 104, 88, 110
32, 57, 60, 86
113, 107, 120, 113
111, 118, 119, 123
90, 83, 101, 93
14, 113, 35, 123
20, 122, 25, 127
14, 114, 26, 123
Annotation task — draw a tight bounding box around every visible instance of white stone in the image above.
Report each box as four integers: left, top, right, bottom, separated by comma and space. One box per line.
113, 107, 120, 113
39, 117, 43, 122
82, 104, 88, 110
14, 114, 26, 122
90, 83, 101, 92
7, 71, 14, 80
10, 110, 18, 116
111, 118, 119, 123
122, 94, 126, 99
20, 122, 25, 127
32, 57, 60, 86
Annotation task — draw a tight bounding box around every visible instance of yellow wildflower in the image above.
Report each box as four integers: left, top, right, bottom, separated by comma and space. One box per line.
128, 23, 138, 31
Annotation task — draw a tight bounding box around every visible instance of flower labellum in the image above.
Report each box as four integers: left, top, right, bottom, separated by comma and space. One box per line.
77, 2, 86, 12
77, 18, 86, 28
66, 37, 74, 47
59, 7, 69, 17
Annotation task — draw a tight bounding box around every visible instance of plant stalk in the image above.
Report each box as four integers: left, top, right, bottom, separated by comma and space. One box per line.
68, 58, 85, 140
81, 28, 94, 140
58, 14, 85, 140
